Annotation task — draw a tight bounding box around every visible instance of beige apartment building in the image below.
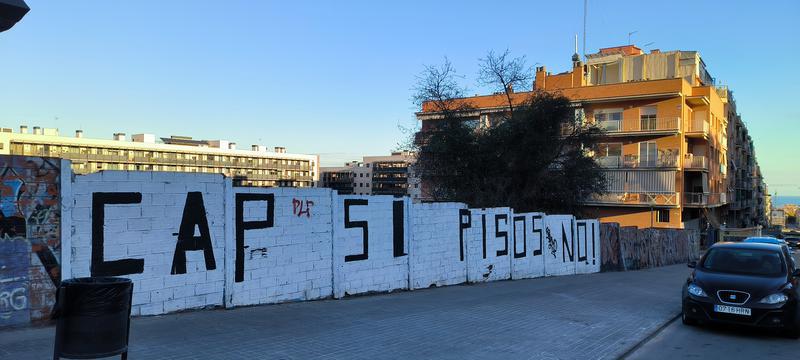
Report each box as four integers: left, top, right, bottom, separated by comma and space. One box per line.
0, 126, 319, 187
319, 151, 421, 199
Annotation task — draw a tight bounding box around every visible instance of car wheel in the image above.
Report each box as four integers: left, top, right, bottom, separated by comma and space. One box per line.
681, 311, 698, 326
782, 326, 799, 339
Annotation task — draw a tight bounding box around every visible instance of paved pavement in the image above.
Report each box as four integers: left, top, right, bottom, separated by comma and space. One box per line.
0, 265, 688, 360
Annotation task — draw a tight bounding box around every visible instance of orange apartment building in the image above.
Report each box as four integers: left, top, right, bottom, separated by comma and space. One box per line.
416, 45, 765, 230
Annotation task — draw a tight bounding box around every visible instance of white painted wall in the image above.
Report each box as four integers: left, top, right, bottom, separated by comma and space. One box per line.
332, 195, 410, 298
464, 208, 513, 283
510, 212, 546, 280
65, 171, 600, 316
543, 215, 577, 277
409, 202, 468, 289
69, 172, 226, 316
575, 220, 601, 274
227, 187, 333, 307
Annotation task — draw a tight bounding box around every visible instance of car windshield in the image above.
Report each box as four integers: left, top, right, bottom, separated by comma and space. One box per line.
702, 248, 785, 277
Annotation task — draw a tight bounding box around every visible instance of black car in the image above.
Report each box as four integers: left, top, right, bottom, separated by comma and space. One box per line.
682, 242, 800, 337
785, 237, 800, 249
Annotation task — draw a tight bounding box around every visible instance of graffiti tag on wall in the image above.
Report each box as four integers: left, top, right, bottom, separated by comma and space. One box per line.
0, 156, 61, 327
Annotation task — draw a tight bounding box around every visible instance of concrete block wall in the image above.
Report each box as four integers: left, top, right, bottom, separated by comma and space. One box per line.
543, 215, 577, 277
227, 187, 333, 306
332, 195, 410, 298
67, 172, 227, 316
0, 156, 64, 327
409, 202, 468, 289
464, 208, 513, 283
575, 220, 601, 274
54, 169, 602, 319
510, 212, 546, 280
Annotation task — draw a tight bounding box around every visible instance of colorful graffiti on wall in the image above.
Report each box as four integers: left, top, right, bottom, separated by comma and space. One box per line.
599, 222, 700, 272
0, 155, 61, 327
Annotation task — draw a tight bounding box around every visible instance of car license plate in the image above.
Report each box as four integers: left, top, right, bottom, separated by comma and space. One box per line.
714, 305, 751, 316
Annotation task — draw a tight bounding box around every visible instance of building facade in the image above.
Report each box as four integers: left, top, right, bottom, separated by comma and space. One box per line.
416, 45, 766, 230
0, 126, 319, 187
319, 152, 421, 199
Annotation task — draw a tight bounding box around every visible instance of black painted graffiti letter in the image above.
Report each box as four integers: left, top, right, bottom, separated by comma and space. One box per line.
531, 215, 543, 256
561, 223, 574, 262
392, 200, 406, 257
495, 214, 508, 257
91, 192, 144, 277
171, 192, 217, 275
235, 193, 274, 283
576, 222, 589, 264
512, 215, 526, 258
458, 209, 471, 261
481, 214, 487, 259
344, 199, 368, 262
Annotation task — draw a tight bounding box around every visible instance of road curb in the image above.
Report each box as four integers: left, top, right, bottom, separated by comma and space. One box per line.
617, 312, 681, 359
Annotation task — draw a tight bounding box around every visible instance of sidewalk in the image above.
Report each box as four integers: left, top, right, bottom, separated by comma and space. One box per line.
0, 265, 689, 360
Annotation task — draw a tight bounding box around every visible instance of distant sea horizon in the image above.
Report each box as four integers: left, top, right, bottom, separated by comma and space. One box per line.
772, 195, 800, 208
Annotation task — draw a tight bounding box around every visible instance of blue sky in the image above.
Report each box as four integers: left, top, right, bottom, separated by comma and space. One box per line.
1, 0, 798, 194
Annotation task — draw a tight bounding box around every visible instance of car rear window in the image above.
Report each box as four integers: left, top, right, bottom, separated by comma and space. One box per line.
702, 248, 785, 277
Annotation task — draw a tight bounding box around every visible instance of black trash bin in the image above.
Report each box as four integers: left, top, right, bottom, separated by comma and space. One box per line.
52, 277, 133, 360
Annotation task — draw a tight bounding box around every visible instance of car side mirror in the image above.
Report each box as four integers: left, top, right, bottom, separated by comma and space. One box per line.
688, 261, 696, 268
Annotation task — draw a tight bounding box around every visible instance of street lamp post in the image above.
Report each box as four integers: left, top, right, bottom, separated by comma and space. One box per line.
0, 0, 29, 33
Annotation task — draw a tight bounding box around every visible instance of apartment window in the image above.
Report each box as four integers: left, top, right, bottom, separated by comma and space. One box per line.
656, 209, 670, 223
639, 141, 658, 167
640, 106, 657, 130
480, 114, 491, 129
594, 109, 622, 131
597, 143, 622, 157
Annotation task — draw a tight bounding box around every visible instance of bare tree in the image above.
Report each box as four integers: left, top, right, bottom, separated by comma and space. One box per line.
411, 57, 470, 114
477, 49, 532, 115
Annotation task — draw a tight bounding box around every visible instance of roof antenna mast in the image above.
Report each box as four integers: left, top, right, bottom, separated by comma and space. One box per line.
582, 0, 587, 60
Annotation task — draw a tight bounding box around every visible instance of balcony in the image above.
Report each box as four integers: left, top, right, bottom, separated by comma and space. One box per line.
683, 155, 707, 171
596, 153, 679, 169
585, 192, 679, 207
599, 117, 681, 136
686, 118, 710, 138
683, 192, 725, 207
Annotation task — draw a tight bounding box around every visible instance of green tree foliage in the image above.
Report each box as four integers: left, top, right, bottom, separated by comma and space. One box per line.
410, 52, 606, 215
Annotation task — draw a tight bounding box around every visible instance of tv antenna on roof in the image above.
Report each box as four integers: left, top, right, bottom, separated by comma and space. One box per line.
582, 0, 587, 60
627, 31, 638, 45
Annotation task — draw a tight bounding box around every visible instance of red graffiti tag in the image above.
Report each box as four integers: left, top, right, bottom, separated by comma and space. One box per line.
292, 198, 314, 218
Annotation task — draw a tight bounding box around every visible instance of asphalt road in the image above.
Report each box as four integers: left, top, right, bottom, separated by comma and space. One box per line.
626, 252, 800, 360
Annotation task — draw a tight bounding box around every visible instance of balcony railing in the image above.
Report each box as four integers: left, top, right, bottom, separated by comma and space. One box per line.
687, 118, 709, 134
599, 117, 681, 134
586, 192, 679, 206
683, 155, 707, 170
683, 192, 725, 206
596, 154, 679, 169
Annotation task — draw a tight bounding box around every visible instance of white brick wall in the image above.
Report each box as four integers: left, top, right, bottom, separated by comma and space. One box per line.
543, 215, 577, 277
64, 170, 600, 317
228, 187, 333, 306
510, 212, 546, 280
332, 195, 409, 298
464, 208, 513, 283
409, 202, 468, 289
69, 171, 226, 316
575, 220, 601, 274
